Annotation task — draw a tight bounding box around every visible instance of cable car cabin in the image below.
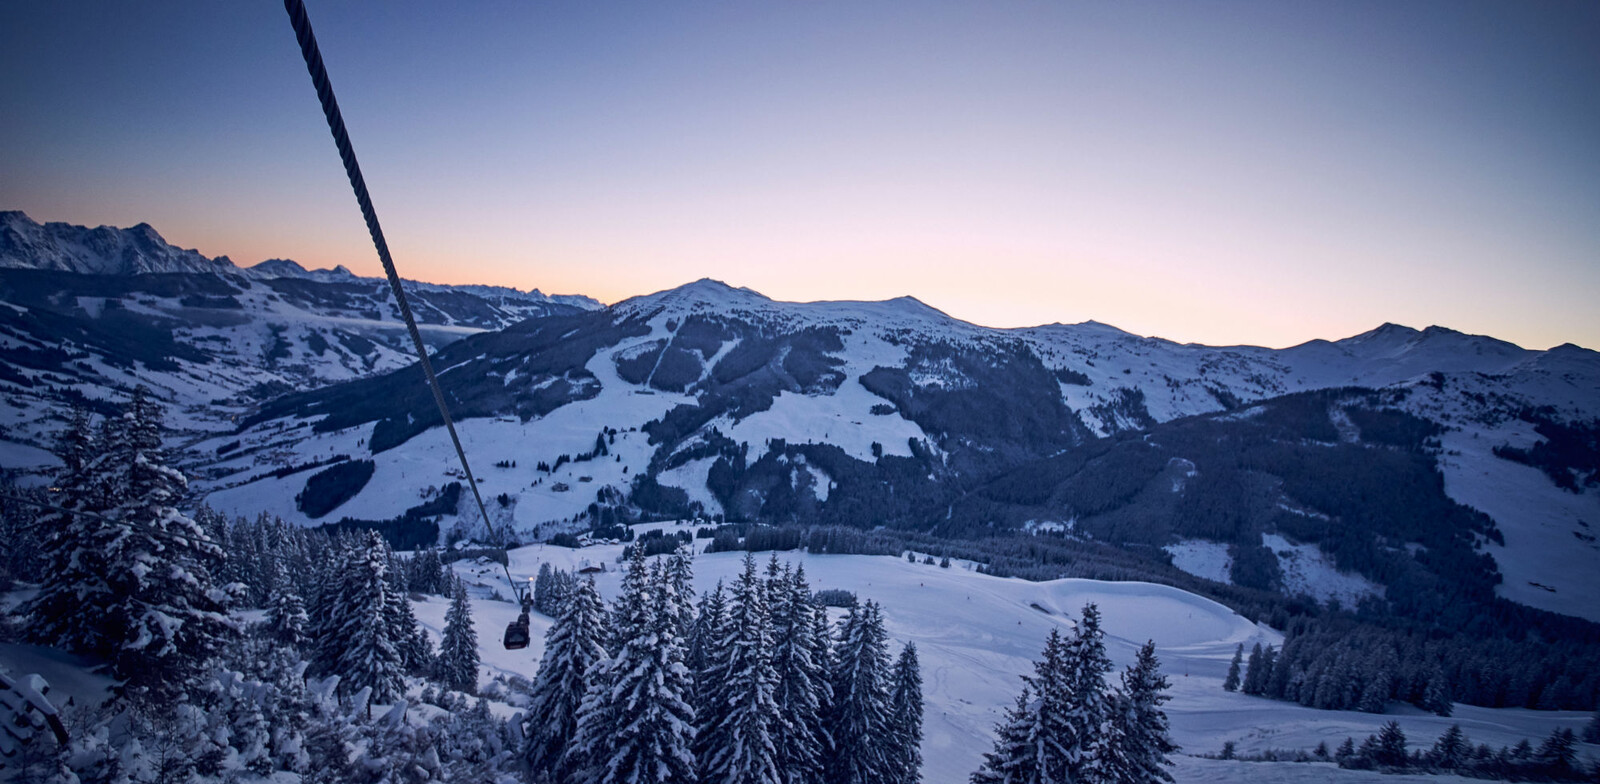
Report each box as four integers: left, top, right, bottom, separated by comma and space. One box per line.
504, 609, 531, 650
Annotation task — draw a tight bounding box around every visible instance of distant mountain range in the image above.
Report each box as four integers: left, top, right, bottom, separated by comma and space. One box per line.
0, 210, 600, 450
2, 213, 1597, 626
0, 210, 600, 311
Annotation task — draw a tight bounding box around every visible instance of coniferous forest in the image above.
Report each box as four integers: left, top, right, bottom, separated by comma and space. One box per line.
0, 392, 936, 783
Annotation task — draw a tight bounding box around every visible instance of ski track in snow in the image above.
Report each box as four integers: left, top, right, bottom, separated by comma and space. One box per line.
408, 532, 1597, 784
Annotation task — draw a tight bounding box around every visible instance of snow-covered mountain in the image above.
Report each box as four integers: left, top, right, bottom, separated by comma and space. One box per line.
0, 210, 237, 276
0, 212, 599, 457
188, 277, 1600, 623
1, 209, 1594, 624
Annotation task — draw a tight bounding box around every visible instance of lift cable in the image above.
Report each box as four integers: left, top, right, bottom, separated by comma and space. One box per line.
282, 0, 522, 603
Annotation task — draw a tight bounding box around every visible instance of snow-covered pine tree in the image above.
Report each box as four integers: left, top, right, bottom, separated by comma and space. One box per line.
524, 576, 608, 781
265, 556, 310, 648
770, 564, 830, 784
437, 575, 480, 693
887, 643, 923, 784
534, 562, 555, 615
807, 576, 836, 757
826, 600, 892, 784
29, 388, 233, 706
336, 531, 406, 705
1095, 640, 1177, 784
1222, 643, 1243, 692
698, 553, 782, 784
970, 688, 1041, 784
305, 537, 349, 678
667, 546, 697, 642
25, 404, 113, 656
568, 547, 697, 784
691, 579, 732, 745
386, 546, 434, 674
1065, 603, 1112, 781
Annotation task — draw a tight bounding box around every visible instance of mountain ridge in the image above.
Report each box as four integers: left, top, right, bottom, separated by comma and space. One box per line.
0, 210, 602, 310
2, 215, 1596, 625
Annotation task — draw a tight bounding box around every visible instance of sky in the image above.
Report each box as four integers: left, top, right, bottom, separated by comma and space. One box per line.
3, 1, 1597, 350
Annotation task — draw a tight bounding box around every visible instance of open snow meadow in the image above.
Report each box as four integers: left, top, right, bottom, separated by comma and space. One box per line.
414, 526, 1597, 783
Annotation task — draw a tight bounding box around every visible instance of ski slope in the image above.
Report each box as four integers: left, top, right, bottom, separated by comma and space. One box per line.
414, 532, 1598, 784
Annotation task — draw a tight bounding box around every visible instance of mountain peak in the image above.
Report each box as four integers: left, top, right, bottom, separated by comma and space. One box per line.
250, 258, 309, 277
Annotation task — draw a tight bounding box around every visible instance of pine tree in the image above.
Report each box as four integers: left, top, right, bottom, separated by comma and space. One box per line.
1241, 643, 1265, 695
887, 643, 924, 784
1422, 665, 1452, 718
534, 562, 555, 615
1222, 644, 1243, 693
1535, 727, 1577, 777
337, 531, 406, 705
265, 556, 310, 648
970, 688, 1041, 784
26, 404, 114, 656
699, 554, 782, 784
770, 565, 830, 784
387, 547, 433, 674
1374, 720, 1407, 768
437, 576, 480, 693
667, 547, 697, 643
827, 600, 893, 784
1430, 724, 1468, 769
305, 539, 348, 678
1096, 640, 1177, 784
970, 630, 1074, 784
807, 583, 835, 756
28, 390, 233, 706
1065, 604, 1112, 781
569, 546, 697, 784
693, 574, 736, 774
524, 577, 608, 781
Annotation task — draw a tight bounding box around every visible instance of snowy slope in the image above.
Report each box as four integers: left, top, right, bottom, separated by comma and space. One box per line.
418, 537, 1598, 784
192, 277, 1600, 626
0, 213, 599, 477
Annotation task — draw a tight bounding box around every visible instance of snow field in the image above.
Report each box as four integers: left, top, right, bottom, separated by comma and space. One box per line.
1164, 540, 1233, 585
723, 331, 929, 462
1435, 422, 1600, 623
1261, 533, 1383, 608
413, 534, 1596, 783
205, 333, 695, 533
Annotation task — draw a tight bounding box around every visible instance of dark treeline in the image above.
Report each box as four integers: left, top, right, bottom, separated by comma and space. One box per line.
1217, 721, 1595, 783
1228, 618, 1600, 713
1492, 409, 1600, 493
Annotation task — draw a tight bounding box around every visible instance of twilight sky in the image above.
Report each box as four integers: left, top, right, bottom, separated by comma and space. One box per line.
3, 1, 1597, 349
